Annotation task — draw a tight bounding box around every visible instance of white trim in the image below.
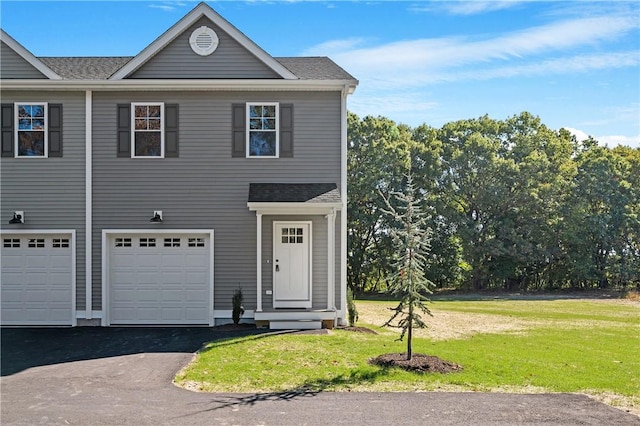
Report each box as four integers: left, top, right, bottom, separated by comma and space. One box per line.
0, 229, 77, 326
256, 213, 263, 312
247, 202, 342, 216
273, 221, 312, 309
109, 3, 297, 80
246, 102, 279, 158
254, 310, 336, 322
131, 102, 165, 158
14, 102, 48, 158
0, 79, 357, 92
85, 91, 93, 318
0, 29, 62, 80
101, 229, 214, 326
76, 311, 102, 319
340, 86, 349, 325
326, 209, 336, 311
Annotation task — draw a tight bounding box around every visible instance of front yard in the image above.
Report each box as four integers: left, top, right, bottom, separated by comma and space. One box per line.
175, 296, 640, 415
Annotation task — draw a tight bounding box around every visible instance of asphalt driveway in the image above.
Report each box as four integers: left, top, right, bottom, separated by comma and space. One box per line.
1, 327, 638, 425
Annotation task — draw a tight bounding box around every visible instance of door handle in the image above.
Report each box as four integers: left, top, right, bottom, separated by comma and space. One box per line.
276, 265, 280, 272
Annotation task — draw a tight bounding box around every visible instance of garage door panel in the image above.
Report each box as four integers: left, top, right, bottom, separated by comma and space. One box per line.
49, 289, 71, 302
25, 289, 48, 302
109, 233, 211, 325
49, 254, 71, 268
25, 272, 48, 285
26, 255, 49, 268
186, 289, 208, 301
2, 289, 22, 303
185, 253, 208, 267
112, 288, 135, 301
160, 272, 184, 285
160, 308, 182, 321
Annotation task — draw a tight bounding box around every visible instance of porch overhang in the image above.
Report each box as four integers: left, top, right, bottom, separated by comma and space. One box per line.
247, 183, 342, 214
248, 183, 341, 318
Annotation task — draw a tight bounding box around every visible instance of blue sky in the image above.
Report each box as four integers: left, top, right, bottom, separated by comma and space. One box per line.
2, 1, 639, 148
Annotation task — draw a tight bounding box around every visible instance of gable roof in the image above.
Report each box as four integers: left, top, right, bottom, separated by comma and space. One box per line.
110, 2, 297, 80
0, 29, 61, 80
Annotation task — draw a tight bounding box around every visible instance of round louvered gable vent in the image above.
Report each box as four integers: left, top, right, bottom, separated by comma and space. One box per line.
189, 26, 219, 56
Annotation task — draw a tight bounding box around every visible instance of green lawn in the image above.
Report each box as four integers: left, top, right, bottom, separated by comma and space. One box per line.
175, 298, 640, 413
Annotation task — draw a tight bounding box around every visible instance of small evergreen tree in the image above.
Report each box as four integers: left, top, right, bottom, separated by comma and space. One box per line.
232, 287, 244, 325
381, 172, 435, 360
347, 287, 359, 325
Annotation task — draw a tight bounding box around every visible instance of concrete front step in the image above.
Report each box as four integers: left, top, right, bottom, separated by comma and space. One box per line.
269, 320, 322, 330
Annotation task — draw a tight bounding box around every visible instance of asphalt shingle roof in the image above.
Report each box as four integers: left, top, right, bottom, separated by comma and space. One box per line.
39, 57, 133, 80
248, 183, 341, 203
35, 56, 355, 81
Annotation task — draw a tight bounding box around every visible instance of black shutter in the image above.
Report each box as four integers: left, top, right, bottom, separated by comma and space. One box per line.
48, 104, 63, 157
280, 104, 294, 158
165, 104, 179, 157
1, 104, 14, 157
231, 103, 245, 157
117, 104, 131, 157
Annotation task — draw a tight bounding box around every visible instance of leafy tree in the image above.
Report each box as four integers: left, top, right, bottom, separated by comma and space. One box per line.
347, 113, 412, 293
381, 173, 435, 360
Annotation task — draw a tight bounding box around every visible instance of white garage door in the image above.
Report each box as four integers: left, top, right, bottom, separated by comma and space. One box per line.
1, 233, 74, 326
108, 233, 212, 325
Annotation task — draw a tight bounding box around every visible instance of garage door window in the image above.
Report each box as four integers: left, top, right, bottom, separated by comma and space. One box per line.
164, 238, 180, 247
3, 239, 20, 248
115, 238, 132, 247
140, 238, 156, 247
188, 238, 205, 247
53, 238, 70, 248
28, 238, 45, 248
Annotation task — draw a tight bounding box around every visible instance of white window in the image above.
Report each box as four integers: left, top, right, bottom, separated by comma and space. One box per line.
246, 102, 278, 158
15, 102, 47, 157
132, 103, 164, 158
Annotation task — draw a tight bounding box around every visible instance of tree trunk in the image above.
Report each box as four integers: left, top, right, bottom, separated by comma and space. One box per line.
407, 305, 413, 360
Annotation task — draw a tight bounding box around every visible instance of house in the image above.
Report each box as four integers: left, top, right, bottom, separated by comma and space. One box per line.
0, 2, 357, 329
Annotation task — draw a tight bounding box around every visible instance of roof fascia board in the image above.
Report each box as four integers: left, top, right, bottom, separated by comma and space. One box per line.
109, 3, 297, 81
0, 79, 357, 91
0, 29, 62, 80
247, 202, 343, 215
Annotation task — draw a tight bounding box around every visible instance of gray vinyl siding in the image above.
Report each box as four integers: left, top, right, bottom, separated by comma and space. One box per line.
129, 17, 281, 79
0, 90, 87, 310
91, 90, 342, 312
0, 42, 48, 79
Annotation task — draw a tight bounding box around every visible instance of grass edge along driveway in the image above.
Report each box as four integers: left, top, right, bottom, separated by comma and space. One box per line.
175, 298, 640, 416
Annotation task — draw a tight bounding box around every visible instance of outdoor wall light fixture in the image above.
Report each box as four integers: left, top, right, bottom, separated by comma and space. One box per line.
150, 211, 163, 223
9, 211, 24, 224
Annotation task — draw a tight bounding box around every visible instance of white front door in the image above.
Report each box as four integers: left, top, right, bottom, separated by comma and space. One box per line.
273, 222, 311, 308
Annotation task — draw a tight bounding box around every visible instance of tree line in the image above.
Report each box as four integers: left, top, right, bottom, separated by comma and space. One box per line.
347, 111, 640, 293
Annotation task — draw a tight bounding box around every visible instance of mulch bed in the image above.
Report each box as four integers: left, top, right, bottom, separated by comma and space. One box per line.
369, 353, 463, 374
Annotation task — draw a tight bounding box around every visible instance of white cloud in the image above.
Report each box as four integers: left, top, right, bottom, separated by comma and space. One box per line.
304, 14, 638, 91
410, 1, 524, 15
565, 127, 591, 142
597, 134, 640, 149
148, 2, 188, 12
442, 1, 525, 16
